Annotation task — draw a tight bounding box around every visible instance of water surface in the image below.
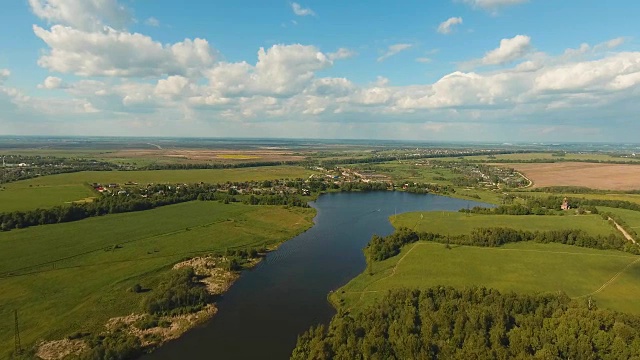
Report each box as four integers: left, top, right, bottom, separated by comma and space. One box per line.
143, 192, 489, 360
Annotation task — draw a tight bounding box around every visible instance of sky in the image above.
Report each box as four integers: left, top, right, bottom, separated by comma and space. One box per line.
0, 0, 639, 142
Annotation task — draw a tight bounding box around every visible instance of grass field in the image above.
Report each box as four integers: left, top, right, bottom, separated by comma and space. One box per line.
517, 191, 640, 205
0, 166, 315, 213
334, 241, 640, 313
0, 201, 315, 358
390, 211, 617, 237
600, 207, 640, 229
332, 210, 640, 315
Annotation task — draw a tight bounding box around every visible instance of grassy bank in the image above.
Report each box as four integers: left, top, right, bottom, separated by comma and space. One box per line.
0, 201, 315, 358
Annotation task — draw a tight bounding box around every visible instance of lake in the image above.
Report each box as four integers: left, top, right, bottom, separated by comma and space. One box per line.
142, 191, 490, 360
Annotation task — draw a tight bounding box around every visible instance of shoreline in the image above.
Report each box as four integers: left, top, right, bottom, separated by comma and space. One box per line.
34, 206, 318, 360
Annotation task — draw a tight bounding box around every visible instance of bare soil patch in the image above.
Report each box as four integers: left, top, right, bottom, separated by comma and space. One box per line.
35, 339, 87, 360
502, 162, 640, 190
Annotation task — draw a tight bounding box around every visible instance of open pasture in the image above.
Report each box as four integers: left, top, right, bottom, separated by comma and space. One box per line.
0, 201, 315, 358
336, 241, 640, 314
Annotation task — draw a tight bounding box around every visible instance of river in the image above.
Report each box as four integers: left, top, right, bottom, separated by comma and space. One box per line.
142, 191, 490, 360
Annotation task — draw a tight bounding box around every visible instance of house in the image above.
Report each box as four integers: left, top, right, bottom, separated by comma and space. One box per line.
561, 197, 570, 210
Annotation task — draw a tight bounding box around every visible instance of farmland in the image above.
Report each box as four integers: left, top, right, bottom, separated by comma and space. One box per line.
0, 166, 316, 212
391, 211, 617, 237
0, 201, 315, 358
448, 152, 640, 163
333, 211, 640, 314
504, 162, 640, 190
336, 242, 640, 313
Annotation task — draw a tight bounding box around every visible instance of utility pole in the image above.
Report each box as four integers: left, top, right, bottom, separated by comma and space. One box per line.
14, 309, 22, 355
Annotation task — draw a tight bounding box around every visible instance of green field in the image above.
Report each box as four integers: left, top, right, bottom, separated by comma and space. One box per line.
0, 166, 315, 212
335, 241, 640, 313
517, 191, 640, 205
0, 201, 315, 358
391, 211, 617, 237
333, 211, 640, 315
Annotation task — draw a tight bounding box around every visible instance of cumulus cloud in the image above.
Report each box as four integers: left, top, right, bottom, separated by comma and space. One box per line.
204, 44, 332, 97
328, 48, 357, 61
38, 76, 68, 89
377, 43, 413, 62
33, 25, 216, 77
28, 0, 132, 31
437, 17, 463, 34
291, 2, 315, 16
483, 35, 531, 65
460, 0, 528, 11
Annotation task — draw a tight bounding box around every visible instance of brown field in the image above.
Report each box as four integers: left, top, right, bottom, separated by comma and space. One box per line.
103, 149, 305, 164
503, 162, 640, 190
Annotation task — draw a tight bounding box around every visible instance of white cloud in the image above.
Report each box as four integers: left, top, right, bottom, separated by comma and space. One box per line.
0, 69, 9, 84
328, 48, 357, 61
33, 25, 216, 77
534, 52, 640, 93
28, 0, 132, 31
437, 17, 463, 34
144, 17, 160, 27
377, 43, 413, 62
481, 35, 531, 65
460, 0, 528, 11
155, 76, 193, 99
291, 2, 315, 16
38, 76, 67, 89
416, 57, 432, 63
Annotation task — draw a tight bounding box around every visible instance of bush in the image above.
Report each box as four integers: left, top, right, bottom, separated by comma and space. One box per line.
133, 315, 158, 330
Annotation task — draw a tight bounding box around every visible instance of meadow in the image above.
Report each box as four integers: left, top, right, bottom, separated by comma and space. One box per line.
336, 242, 640, 313
390, 211, 617, 237
0, 201, 315, 358
0, 165, 315, 212
333, 211, 640, 314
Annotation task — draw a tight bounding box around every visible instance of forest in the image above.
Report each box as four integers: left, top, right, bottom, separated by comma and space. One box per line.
292, 287, 640, 359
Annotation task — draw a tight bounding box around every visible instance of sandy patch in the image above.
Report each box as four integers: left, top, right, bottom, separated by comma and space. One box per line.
35, 339, 87, 360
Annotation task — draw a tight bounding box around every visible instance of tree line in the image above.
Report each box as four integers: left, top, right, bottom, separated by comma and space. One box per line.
365, 226, 639, 262
0, 186, 312, 232
291, 286, 640, 359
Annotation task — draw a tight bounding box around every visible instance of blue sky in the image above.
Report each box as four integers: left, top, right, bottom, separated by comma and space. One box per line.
0, 0, 639, 142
